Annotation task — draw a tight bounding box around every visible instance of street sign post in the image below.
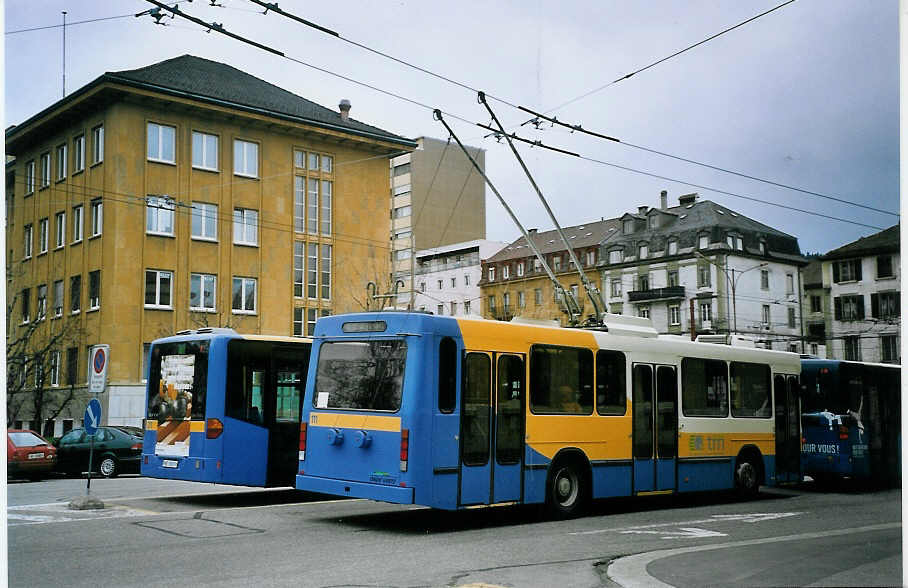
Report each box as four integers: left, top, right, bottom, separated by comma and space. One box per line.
83, 398, 103, 494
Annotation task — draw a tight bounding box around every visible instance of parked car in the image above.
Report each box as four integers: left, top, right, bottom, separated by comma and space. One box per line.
7, 429, 57, 481
53, 426, 143, 478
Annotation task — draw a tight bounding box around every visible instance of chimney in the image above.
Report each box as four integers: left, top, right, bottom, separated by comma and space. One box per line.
528, 228, 538, 234
660, 190, 668, 210
638, 205, 648, 215
678, 192, 698, 206
339, 99, 351, 121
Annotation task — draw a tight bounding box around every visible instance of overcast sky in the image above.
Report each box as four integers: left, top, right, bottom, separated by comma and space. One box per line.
4, 1, 899, 254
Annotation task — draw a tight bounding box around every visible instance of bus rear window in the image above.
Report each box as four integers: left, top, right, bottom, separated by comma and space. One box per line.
147, 340, 209, 421
314, 341, 407, 411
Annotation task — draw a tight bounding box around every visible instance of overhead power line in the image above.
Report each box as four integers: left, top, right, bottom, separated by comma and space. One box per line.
5, 13, 134, 35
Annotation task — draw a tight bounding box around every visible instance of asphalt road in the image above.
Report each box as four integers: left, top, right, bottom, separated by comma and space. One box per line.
6, 476, 902, 587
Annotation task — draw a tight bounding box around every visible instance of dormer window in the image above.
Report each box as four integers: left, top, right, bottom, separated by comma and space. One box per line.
758, 240, 766, 255
668, 239, 678, 255
648, 215, 658, 229
488, 266, 496, 281
517, 262, 525, 276
698, 234, 709, 249
638, 243, 648, 259
609, 249, 623, 264
502, 265, 510, 279
623, 219, 634, 234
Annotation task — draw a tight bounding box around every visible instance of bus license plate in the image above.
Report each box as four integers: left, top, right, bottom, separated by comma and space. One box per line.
162, 459, 179, 468
27, 453, 44, 460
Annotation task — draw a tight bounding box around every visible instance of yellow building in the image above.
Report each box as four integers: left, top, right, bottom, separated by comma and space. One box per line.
5, 55, 415, 432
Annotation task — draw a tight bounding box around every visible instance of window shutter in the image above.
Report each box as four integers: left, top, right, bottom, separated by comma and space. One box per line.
834, 297, 842, 320
871, 293, 879, 318
895, 293, 901, 318
832, 262, 840, 283
856, 295, 865, 319
854, 260, 862, 281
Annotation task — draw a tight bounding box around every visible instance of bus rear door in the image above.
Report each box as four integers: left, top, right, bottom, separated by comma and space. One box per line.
459, 351, 525, 506
633, 364, 678, 493
773, 374, 800, 483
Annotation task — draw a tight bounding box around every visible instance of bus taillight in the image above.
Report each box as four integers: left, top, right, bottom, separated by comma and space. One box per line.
206, 418, 224, 439
299, 423, 308, 461
400, 429, 409, 472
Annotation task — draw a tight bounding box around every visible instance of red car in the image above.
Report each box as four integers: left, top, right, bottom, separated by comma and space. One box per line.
7, 429, 57, 481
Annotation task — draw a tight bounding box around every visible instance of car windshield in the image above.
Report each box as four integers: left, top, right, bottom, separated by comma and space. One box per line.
9, 432, 47, 447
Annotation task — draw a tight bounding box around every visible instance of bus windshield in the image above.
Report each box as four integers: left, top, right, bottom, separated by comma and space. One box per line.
147, 340, 209, 422
314, 340, 406, 411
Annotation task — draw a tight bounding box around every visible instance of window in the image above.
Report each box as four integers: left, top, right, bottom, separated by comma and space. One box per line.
54, 212, 65, 248
291, 176, 306, 232
788, 307, 796, 328
488, 266, 496, 281
147, 122, 176, 163
610, 279, 622, 298
189, 273, 216, 311
609, 249, 622, 264
320, 245, 331, 299
55, 144, 67, 180
392, 162, 410, 176
191, 202, 218, 240
786, 273, 795, 294
448, 277, 455, 288
726, 235, 734, 248
307, 309, 318, 336
20, 288, 30, 323
552, 256, 561, 271
638, 244, 648, 259
72, 205, 83, 242
843, 336, 861, 361
835, 295, 865, 321
38, 218, 49, 254
73, 135, 85, 172
700, 302, 712, 323
698, 234, 709, 249
144, 270, 173, 308
293, 242, 305, 297
534, 288, 542, 305
307, 244, 318, 298
49, 351, 61, 387
667, 270, 679, 287
321, 181, 332, 235
419, 282, 426, 292
881, 335, 899, 363
669, 305, 681, 325
761, 304, 771, 327
730, 362, 771, 418
638, 306, 649, 319
877, 255, 893, 278
488, 295, 496, 311
533, 258, 542, 273
23, 224, 33, 258
596, 350, 626, 415
40, 153, 50, 188
293, 307, 304, 336
697, 262, 711, 287
529, 345, 594, 415
871, 291, 899, 320
146, 196, 175, 235
233, 139, 259, 177
450, 301, 458, 315
394, 249, 411, 262
394, 230, 411, 240
70, 275, 81, 313
294, 150, 306, 169
232, 277, 257, 313
392, 205, 411, 219
192, 131, 218, 170
36, 284, 47, 319
90, 200, 102, 237
810, 295, 822, 313
517, 262, 525, 277
53, 280, 63, 317
517, 291, 525, 309
92, 125, 104, 164
25, 160, 35, 194
313, 340, 406, 411
464, 301, 471, 314
648, 215, 658, 229
502, 265, 510, 279
682, 357, 728, 417
437, 304, 444, 316
438, 338, 457, 413
503, 292, 511, 312
833, 259, 861, 283
623, 219, 634, 234
89, 270, 100, 309
66, 348, 78, 386
735, 236, 743, 250
233, 208, 258, 245
638, 274, 650, 291
760, 269, 769, 290
586, 250, 596, 266
668, 239, 678, 255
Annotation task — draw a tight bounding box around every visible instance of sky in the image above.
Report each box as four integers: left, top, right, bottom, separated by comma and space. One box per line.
3, 1, 900, 255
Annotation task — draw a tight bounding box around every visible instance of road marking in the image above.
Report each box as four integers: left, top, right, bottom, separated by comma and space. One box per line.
570, 512, 804, 536
620, 527, 727, 539
607, 522, 901, 588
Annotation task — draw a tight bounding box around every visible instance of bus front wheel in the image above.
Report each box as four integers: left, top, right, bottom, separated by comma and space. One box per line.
546, 461, 588, 518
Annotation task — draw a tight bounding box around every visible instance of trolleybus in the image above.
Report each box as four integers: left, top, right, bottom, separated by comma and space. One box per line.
142, 329, 311, 487
296, 311, 801, 517
800, 358, 900, 487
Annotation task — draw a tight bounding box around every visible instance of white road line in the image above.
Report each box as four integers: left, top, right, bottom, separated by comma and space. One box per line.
607, 522, 901, 588
570, 512, 804, 536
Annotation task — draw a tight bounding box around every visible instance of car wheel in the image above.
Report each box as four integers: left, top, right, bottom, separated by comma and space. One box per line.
99, 456, 118, 478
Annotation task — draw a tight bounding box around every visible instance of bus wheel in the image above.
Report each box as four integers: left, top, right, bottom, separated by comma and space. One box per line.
547, 461, 587, 518
735, 458, 760, 498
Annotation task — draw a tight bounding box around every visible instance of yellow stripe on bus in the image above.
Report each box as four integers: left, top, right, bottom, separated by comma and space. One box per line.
146, 421, 158, 431
309, 412, 401, 432
190, 421, 206, 433
456, 317, 598, 354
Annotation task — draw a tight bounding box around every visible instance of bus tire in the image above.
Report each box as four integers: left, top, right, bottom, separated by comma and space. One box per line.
546, 459, 588, 519
734, 457, 760, 498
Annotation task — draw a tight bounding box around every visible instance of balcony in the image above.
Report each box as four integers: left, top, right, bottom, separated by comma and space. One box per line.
627, 286, 686, 303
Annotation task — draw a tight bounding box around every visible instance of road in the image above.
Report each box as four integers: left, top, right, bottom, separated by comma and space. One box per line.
6, 476, 902, 587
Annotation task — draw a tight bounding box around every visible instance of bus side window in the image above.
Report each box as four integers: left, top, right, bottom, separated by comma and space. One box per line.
596, 350, 626, 415
438, 337, 457, 413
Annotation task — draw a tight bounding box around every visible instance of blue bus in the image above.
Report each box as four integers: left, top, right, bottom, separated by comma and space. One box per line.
800, 359, 901, 487
142, 329, 311, 487
296, 311, 801, 517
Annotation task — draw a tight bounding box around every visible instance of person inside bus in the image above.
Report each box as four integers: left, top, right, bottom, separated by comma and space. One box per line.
557, 384, 583, 413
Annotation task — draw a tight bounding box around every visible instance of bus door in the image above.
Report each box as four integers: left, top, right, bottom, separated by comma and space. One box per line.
773, 374, 801, 483
633, 364, 678, 493
266, 347, 308, 487
459, 351, 525, 506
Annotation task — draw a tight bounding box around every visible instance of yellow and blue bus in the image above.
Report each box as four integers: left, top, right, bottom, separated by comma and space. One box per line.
296, 312, 801, 516
142, 329, 311, 487
800, 358, 901, 487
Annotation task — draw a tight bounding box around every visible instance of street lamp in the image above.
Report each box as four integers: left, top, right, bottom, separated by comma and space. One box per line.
695, 252, 767, 335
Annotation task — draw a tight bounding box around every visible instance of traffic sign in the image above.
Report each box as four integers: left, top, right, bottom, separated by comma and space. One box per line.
88, 345, 109, 395
84, 398, 102, 436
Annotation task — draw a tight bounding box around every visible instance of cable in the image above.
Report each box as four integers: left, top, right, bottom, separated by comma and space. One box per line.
6, 13, 135, 35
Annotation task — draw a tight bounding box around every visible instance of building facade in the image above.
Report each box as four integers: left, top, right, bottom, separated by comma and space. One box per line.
6, 55, 414, 434
818, 224, 900, 363
480, 192, 808, 350
412, 240, 507, 317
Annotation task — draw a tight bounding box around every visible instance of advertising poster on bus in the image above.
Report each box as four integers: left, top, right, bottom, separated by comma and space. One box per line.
150, 354, 195, 457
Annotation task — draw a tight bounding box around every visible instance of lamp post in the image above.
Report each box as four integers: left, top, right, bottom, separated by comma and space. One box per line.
695, 252, 767, 335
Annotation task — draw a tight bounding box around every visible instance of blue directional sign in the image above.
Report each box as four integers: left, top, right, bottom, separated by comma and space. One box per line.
84, 398, 102, 436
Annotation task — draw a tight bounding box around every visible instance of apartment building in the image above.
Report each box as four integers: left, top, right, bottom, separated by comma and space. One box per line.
6, 55, 415, 433
412, 239, 507, 317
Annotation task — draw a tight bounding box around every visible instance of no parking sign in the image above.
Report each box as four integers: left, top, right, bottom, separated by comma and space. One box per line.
88, 345, 109, 395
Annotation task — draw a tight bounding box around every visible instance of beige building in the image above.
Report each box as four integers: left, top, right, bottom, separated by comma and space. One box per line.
389, 137, 486, 308
5, 55, 414, 433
